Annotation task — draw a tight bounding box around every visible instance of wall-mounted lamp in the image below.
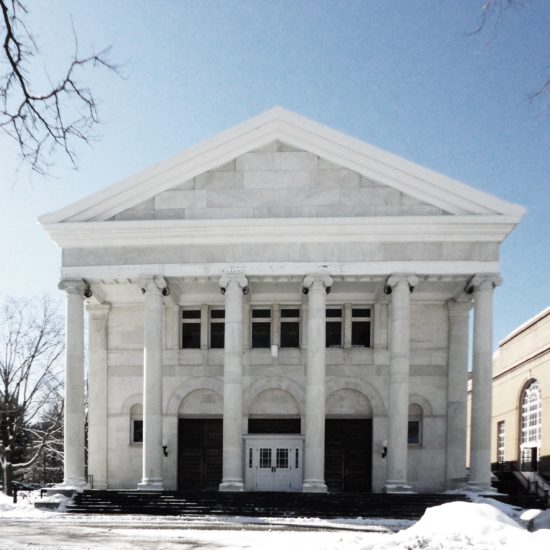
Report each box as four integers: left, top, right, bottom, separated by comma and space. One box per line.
162, 440, 168, 457
381, 439, 388, 459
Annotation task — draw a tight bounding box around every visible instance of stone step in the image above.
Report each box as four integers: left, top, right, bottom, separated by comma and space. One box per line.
65, 491, 466, 519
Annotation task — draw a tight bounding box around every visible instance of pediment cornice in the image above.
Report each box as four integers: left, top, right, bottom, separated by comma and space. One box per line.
42, 215, 519, 249
39, 107, 525, 227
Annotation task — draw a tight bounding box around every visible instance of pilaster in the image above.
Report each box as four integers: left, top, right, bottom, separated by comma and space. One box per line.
86, 303, 110, 490
445, 300, 472, 488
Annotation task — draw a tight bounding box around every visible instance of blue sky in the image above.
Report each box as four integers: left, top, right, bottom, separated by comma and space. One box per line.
1, 0, 549, 346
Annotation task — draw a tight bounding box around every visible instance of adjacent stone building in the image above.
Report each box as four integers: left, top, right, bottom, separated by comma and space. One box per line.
492, 307, 550, 474
40, 108, 524, 493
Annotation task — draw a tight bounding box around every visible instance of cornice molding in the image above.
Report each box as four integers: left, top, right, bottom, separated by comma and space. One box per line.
42, 215, 519, 249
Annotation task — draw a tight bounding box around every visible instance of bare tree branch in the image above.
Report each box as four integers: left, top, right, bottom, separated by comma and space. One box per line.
470, 0, 550, 104
468, 0, 516, 36
0, 0, 121, 175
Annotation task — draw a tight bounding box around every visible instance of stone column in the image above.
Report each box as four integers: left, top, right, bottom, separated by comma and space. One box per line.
468, 274, 502, 491
59, 279, 88, 488
87, 303, 110, 490
138, 277, 167, 490
302, 274, 332, 492
445, 300, 471, 488
219, 274, 248, 491
384, 274, 418, 493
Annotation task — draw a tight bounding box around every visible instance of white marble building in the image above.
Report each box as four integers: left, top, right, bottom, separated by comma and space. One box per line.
40, 108, 524, 494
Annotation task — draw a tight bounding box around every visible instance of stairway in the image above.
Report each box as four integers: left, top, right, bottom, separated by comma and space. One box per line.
491, 471, 548, 509
66, 491, 466, 519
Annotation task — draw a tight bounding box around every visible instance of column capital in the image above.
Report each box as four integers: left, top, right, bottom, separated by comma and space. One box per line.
384, 274, 418, 294
447, 299, 473, 318
466, 274, 502, 294
86, 303, 111, 319
219, 274, 248, 295
302, 274, 333, 294
58, 279, 90, 296
140, 276, 169, 296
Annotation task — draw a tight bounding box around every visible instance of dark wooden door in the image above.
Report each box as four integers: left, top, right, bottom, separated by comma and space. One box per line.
178, 419, 222, 491
325, 419, 372, 492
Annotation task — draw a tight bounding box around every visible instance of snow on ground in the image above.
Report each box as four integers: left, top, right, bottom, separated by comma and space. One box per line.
362, 500, 550, 550
1, 491, 550, 549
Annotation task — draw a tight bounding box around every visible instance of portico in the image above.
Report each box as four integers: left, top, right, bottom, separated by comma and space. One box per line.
44, 108, 524, 495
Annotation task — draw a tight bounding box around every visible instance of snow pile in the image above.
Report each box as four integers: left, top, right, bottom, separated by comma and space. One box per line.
365, 501, 550, 550
529, 508, 550, 532
0, 491, 61, 517
0, 491, 37, 516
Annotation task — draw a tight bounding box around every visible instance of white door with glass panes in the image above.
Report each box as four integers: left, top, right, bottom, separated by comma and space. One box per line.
244, 436, 303, 491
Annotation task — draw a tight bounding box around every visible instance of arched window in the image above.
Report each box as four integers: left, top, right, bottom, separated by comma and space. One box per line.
408, 403, 423, 445
130, 403, 143, 444
520, 380, 541, 470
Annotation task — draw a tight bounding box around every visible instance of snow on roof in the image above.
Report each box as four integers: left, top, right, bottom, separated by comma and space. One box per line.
499, 305, 550, 348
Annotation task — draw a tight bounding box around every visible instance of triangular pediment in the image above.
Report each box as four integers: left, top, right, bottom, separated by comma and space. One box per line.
40, 107, 525, 224
107, 141, 448, 221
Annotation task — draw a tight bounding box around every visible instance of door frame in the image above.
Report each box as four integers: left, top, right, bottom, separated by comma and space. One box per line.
177, 417, 223, 491
244, 434, 304, 492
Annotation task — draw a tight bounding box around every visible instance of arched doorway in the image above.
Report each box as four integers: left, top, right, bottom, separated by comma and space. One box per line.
325, 388, 373, 492
177, 388, 223, 491
245, 387, 303, 492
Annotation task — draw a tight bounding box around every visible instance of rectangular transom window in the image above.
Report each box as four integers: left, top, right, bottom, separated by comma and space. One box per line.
252, 308, 271, 348
181, 309, 201, 349
326, 308, 342, 347
210, 308, 225, 349
280, 307, 300, 348
352, 307, 371, 347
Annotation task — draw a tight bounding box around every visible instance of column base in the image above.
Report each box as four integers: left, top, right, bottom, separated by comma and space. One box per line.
384, 481, 415, 494
467, 481, 493, 493
58, 478, 89, 491
137, 478, 164, 491
302, 480, 328, 493
219, 480, 244, 492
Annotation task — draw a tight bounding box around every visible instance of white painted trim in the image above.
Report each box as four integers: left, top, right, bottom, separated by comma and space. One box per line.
42, 215, 518, 249
60, 260, 500, 281
39, 107, 525, 224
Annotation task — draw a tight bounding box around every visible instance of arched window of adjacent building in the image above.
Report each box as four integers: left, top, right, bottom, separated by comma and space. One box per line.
520, 380, 541, 470
408, 403, 423, 445
130, 403, 143, 444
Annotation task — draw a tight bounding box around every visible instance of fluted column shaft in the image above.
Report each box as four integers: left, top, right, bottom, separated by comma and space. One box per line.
446, 301, 471, 487
385, 274, 417, 493
219, 274, 248, 491
87, 304, 110, 490
469, 275, 501, 491
302, 274, 332, 493
59, 279, 87, 488
138, 277, 166, 490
